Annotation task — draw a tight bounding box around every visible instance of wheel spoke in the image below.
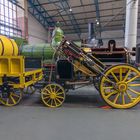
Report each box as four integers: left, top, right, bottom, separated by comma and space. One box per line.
56, 88, 61, 94
6, 99, 9, 105
128, 87, 140, 95
48, 86, 53, 93
103, 86, 114, 90
56, 96, 64, 99
46, 98, 51, 104
54, 99, 58, 107
123, 69, 131, 82
53, 85, 56, 93
125, 91, 134, 102
11, 93, 20, 98
43, 96, 50, 100
43, 88, 51, 94
51, 99, 53, 106
56, 92, 64, 95
120, 68, 123, 81
106, 90, 118, 99
128, 83, 140, 87
113, 93, 120, 103
111, 71, 119, 82
56, 98, 62, 104
42, 92, 50, 96
126, 75, 139, 83
122, 93, 125, 105
104, 78, 114, 84
10, 94, 16, 104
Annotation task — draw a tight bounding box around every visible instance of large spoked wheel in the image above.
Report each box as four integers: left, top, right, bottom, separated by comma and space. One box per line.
100, 64, 140, 109
41, 84, 65, 108
23, 85, 36, 95
0, 89, 22, 107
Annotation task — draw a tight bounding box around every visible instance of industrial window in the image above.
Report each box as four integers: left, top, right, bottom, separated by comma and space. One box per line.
0, 0, 22, 37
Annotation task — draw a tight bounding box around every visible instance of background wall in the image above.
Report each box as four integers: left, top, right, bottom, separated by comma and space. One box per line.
67, 30, 125, 47
67, 29, 140, 48
28, 12, 140, 47
28, 13, 48, 44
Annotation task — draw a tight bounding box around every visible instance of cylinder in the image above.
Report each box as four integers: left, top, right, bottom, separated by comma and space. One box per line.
0, 35, 18, 56
21, 44, 55, 59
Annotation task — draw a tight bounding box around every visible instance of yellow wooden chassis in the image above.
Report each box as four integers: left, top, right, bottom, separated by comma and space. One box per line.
0, 56, 43, 89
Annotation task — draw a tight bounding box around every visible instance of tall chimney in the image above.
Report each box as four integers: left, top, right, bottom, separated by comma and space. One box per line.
88, 23, 95, 41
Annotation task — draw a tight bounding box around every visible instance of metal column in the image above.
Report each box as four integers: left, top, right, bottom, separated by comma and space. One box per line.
125, 0, 139, 50
24, 0, 28, 40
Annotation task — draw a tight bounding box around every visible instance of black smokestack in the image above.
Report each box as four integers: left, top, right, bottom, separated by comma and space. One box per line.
88, 22, 95, 41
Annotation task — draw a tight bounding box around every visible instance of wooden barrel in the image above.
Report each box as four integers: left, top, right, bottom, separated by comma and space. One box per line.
0, 35, 18, 56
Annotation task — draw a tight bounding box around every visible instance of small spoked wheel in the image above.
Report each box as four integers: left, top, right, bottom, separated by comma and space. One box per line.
41, 83, 65, 108
100, 64, 140, 109
0, 89, 22, 107
23, 85, 36, 95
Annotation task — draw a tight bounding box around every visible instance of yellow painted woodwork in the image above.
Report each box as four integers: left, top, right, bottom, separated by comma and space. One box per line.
41, 84, 65, 108
100, 64, 140, 109
0, 35, 18, 56
0, 56, 43, 89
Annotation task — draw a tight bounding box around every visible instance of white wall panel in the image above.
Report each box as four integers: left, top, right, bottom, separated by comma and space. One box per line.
28, 13, 48, 44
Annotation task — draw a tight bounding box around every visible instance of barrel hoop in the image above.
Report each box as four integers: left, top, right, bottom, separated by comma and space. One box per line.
9, 39, 15, 55
0, 39, 4, 55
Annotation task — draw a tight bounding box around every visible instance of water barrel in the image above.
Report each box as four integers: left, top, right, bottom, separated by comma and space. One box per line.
21, 44, 55, 59
0, 35, 18, 56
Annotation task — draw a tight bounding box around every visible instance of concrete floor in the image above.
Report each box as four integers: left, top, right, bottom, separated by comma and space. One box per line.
0, 86, 140, 140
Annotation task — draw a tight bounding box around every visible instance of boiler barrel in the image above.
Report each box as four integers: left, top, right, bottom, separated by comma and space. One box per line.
21, 44, 55, 59
0, 35, 18, 56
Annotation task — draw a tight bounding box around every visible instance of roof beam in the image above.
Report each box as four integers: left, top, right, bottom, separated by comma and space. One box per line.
28, 0, 55, 29
59, 0, 81, 39
64, 20, 140, 33
64, 24, 126, 32
64, 26, 125, 34
42, 4, 125, 13
56, 17, 128, 24
35, 0, 123, 7
50, 7, 124, 18
63, 20, 125, 27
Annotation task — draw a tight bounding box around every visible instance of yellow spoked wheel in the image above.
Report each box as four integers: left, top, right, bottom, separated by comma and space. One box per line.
23, 85, 36, 95
0, 89, 22, 107
41, 84, 65, 108
100, 64, 140, 109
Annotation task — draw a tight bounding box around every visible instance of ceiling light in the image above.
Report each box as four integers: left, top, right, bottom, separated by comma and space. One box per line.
96, 21, 100, 25
69, 8, 72, 12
